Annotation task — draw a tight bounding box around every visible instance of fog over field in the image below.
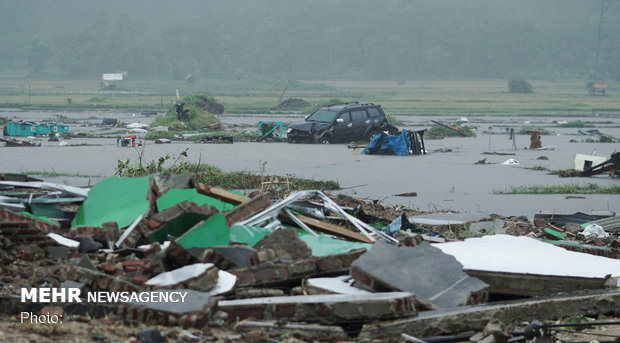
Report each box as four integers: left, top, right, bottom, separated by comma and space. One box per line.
1, 0, 619, 81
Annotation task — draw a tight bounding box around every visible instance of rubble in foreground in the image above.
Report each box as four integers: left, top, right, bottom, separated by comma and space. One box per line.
0, 173, 619, 342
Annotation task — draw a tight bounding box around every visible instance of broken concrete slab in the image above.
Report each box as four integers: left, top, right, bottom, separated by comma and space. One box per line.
357, 289, 620, 341
434, 235, 620, 296
47, 232, 79, 248
212, 245, 258, 269
351, 241, 488, 308
306, 275, 372, 295
409, 212, 487, 225
218, 292, 416, 324
77, 255, 97, 271
145, 263, 219, 291
48, 245, 69, 260
77, 235, 99, 253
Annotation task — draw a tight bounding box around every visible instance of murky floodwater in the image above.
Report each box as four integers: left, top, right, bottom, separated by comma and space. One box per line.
1, 109, 619, 218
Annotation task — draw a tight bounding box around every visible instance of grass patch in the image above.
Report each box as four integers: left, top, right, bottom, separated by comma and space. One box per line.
2, 79, 620, 116
493, 183, 620, 194
114, 149, 339, 192
23, 171, 101, 178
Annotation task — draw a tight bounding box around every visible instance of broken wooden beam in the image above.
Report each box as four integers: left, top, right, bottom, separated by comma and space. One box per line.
196, 183, 249, 205
224, 194, 270, 227
279, 212, 373, 243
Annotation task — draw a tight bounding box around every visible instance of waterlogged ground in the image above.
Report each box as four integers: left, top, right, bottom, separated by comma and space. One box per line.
1, 109, 619, 218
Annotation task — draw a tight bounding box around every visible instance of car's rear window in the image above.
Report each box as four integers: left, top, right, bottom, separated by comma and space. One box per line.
367, 107, 381, 117
307, 109, 337, 122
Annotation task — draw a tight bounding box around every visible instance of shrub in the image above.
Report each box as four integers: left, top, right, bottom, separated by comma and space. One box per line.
508, 79, 533, 94
152, 94, 221, 130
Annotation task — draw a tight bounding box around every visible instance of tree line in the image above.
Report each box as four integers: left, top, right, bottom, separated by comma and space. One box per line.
1, 0, 617, 81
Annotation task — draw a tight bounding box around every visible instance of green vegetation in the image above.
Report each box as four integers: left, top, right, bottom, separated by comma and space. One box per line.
152, 95, 221, 130
0, 79, 619, 117
114, 150, 339, 192
386, 114, 403, 126
508, 79, 533, 94
426, 124, 476, 139
494, 183, 620, 194
22, 171, 101, 178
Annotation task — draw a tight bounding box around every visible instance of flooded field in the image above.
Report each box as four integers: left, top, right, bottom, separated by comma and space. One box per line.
1, 109, 619, 218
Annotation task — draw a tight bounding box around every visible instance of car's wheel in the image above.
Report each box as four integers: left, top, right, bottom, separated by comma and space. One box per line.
366, 130, 379, 142
319, 136, 332, 144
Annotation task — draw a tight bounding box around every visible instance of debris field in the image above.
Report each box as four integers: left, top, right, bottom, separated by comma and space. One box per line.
0, 170, 619, 343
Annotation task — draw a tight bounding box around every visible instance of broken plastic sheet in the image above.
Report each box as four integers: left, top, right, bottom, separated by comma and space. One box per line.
435, 235, 620, 279
229, 224, 372, 257
157, 188, 235, 212
147, 211, 213, 243
175, 214, 230, 249
72, 176, 235, 229
362, 130, 411, 156
72, 176, 150, 228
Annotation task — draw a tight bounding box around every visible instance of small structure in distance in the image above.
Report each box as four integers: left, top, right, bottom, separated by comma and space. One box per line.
101, 73, 124, 90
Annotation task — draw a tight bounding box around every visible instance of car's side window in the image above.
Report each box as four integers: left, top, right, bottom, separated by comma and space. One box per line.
339, 112, 351, 122
350, 110, 366, 123
367, 107, 380, 118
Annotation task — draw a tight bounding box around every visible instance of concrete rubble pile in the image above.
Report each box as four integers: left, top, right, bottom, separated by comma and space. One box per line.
1, 172, 619, 342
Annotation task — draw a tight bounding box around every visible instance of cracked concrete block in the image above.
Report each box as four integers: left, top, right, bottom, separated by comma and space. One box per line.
351, 241, 488, 308
218, 292, 416, 324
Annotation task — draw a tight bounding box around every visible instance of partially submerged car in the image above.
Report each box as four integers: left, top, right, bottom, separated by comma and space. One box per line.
287, 103, 391, 144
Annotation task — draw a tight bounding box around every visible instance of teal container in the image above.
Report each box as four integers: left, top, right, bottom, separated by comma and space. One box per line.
3, 121, 69, 137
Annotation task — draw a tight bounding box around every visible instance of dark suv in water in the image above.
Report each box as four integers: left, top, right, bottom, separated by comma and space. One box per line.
287, 103, 390, 144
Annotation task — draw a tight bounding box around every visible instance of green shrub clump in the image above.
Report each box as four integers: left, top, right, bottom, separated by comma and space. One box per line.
508, 79, 533, 94
152, 95, 223, 131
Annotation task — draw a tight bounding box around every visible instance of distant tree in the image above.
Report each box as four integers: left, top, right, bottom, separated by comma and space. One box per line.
27, 39, 51, 75
508, 79, 533, 93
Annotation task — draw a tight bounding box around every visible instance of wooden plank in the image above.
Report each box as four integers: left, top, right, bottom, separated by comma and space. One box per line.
196, 183, 248, 205
279, 213, 373, 243
224, 194, 270, 227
